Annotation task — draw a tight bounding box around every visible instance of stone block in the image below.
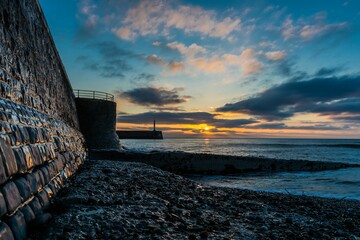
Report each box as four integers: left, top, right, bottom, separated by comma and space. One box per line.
1, 122, 11, 134
14, 178, 31, 203
19, 205, 35, 223
17, 126, 29, 144
0, 112, 7, 122
48, 182, 57, 195
12, 148, 27, 174
0, 138, 18, 176
39, 167, 50, 185
48, 143, 56, 159
33, 170, 44, 191
36, 191, 49, 209
22, 146, 34, 170
24, 173, 37, 195
0, 192, 7, 217
29, 145, 42, 166
1, 181, 21, 214
28, 197, 42, 216
6, 211, 26, 240
0, 134, 11, 145
0, 154, 8, 185
25, 127, 37, 144
10, 125, 22, 146
43, 186, 53, 199
0, 222, 15, 240
38, 145, 47, 162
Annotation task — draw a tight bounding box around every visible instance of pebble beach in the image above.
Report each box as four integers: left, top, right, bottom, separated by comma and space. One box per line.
30, 159, 360, 240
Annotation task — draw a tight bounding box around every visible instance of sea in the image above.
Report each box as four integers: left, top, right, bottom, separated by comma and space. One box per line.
121, 138, 360, 201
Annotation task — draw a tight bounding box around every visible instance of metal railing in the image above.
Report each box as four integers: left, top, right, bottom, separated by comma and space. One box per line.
74, 89, 115, 102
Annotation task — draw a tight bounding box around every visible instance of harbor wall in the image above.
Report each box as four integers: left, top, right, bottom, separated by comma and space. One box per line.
0, 0, 86, 239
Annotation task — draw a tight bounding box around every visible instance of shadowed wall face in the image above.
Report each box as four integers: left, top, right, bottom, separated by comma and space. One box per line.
76, 98, 120, 151
0, 0, 86, 238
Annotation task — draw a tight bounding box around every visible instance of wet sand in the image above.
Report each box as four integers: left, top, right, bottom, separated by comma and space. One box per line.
30, 159, 360, 240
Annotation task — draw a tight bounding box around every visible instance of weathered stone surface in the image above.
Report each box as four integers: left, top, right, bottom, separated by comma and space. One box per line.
12, 148, 27, 174
14, 178, 31, 203
36, 191, 49, 210
29, 145, 42, 166
0, 222, 15, 240
0, 155, 8, 185
0, 192, 7, 217
0, 0, 87, 238
0, 139, 18, 176
6, 211, 26, 240
19, 205, 35, 223
1, 181, 21, 214
39, 167, 51, 185
28, 198, 42, 216
22, 146, 34, 170
24, 173, 37, 195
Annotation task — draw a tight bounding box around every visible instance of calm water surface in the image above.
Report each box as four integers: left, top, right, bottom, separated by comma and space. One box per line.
122, 138, 360, 200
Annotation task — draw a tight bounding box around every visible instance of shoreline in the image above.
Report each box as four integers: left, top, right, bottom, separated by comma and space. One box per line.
30, 159, 360, 239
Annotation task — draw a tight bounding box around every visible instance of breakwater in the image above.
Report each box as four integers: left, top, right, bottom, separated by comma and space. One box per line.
117, 130, 163, 139
0, 0, 86, 239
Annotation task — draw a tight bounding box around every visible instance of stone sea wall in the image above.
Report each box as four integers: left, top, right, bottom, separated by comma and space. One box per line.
0, 0, 86, 239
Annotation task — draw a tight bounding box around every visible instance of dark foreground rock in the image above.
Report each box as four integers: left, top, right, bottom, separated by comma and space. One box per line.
30, 160, 360, 239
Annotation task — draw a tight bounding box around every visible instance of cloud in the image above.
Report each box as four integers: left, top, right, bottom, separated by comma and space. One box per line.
282, 17, 296, 40
187, 48, 262, 75
216, 75, 360, 120
247, 123, 343, 130
333, 115, 360, 122
168, 61, 185, 72
76, 0, 99, 40
146, 54, 166, 65
188, 56, 226, 73
259, 41, 276, 49
300, 22, 349, 41
114, 28, 136, 41
281, 16, 351, 42
314, 66, 343, 77
165, 42, 207, 57
146, 55, 185, 72
240, 59, 263, 75
118, 87, 191, 106
77, 41, 141, 78
265, 51, 286, 61
117, 111, 257, 128
131, 73, 156, 86
114, 0, 241, 40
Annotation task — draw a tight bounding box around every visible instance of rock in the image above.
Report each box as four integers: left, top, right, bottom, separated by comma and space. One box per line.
0, 222, 15, 240
20, 205, 36, 223
14, 178, 31, 203
6, 211, 26, 240
1, 182, 21, 214
0, 139, 18, 176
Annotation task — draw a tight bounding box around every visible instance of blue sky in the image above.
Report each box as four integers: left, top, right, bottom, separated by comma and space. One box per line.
39, 0, 360, 138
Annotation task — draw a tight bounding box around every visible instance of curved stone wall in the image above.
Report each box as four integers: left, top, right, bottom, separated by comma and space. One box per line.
76, 98, 120, 151
0, 0, 86, 239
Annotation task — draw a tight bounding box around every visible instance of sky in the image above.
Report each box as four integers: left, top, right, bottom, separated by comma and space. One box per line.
39, 0, 360, 138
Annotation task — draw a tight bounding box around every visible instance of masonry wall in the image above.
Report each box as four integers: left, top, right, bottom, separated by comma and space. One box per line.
0, 0, 86, 239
